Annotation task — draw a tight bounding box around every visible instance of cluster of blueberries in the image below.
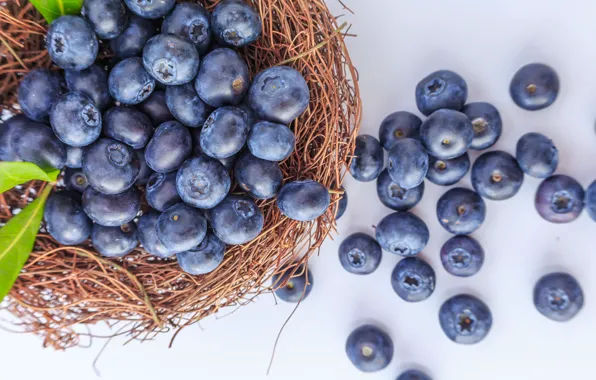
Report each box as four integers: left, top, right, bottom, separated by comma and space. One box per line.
0, 0, 335, 276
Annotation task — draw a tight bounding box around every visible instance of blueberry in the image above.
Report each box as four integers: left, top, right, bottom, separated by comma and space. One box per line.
271, 264, 313, 303
176, 231, 226, 275
65, 146, 83, 168
0, 115, 28, 161
391, 257, 435, 302
217, 154, 238, 172
109, 15, 157, 60
416, 70, 468, 116
82, 0, 128, 39
345, 324, 393, 373
440, 235, 484, 277
534, 272, 584, 322
234, 152, 282, 199
516, 132, 558, 178
82, 138, 140, 194
349, 135, 384, 182
510, 63, 559, 111
92, 223, 138, 258
144, 171, 180, 212
64, 168, 89, 193
156, 203, 207, 253
18, 69, 63, 122
211, 0, 262, 47
137, 210, 174, 258
145, 121, 192, 173
426, 153, 470, 186
437, 188, 486, 235
277, 180, 330, 221
462, 102, 502, 150
44, 191, 92, 245
176, 156, 231, 209
535, 175, 584, 223
165, 83, 211, 128
471, 151, 524, 201
248, 66, 309, 124
420, 109, 473, 160
387, 138, 429, 189
246, 121, 295, 162
585, 180, 596, 222
65, 64, 111, 111
11, 122, 66, 170
104, 106, 153, 149
200, 106, 249, 159
195, 48, 249, 108
439, 294, 492, 345
378, 111, 422, 150
135, 149, 153, 185
143, 33, 200, 85
208, 195, 263, 244
375, 212, 429, 256
82, 186, 140, 226
47, 16, 98, 71
238, 102, 256, 128
376, 169, 424, 212
397, 370, 432, 380
108, 57, 155, 105
162, 2, 211, 55
50, 92, 101, 147
123, 0, 175, 19
338, 233, 382, 275
335, 187, 348, 220
137, 91, 174, 126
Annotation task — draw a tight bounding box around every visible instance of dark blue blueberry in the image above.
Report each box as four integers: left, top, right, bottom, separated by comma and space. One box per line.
472, 151, 524, 201
439, 294, 492, 345
585, 180, 596, 222
44, 191, 92, 245
218, 153, 238, 171
426, 153, 470, 186
195, 48, 249, 107
50, 92, 101, 147
176, 156, 231, 209
162, 3, 211, 55
248, 66, 309, 124
416, 70, 467, 116
137, 210, 174, 258
108, 57, 155, 105
391, 257, 435, 302
211, 0, 262, 47
234, 152, 282, 199
104, 106, 153, 149
165, 83, 211, 128
145, 121, 192, 173
47, 16, 98, 71
135, 149, 153, 185
335, 187, 348, 220
238, 102, 256, 127
462, 102, 502, 150
534, 272, 584, 322
123, 0, 175, 19
109, 15, 157, 60
18, 69, 63, 122
378, 111, 422, 150
440, 235, 484, 277
146, 171, 181, 212
137, 91, 174, 126
208, 195, 263, 245
349, 135, 383, 182
156, 203, 208, 253
82, 0, 128, 39
338, 232, 382, 275
92, 223, 138, 258
143, 33, 200, 85
516, 132, 558, 178
82, 138, 140, 194
510, 63, 559, 111
64, 167, 89, 193
387, 138, 429, 189
397, 370, 431, 380
82, 186, 140, 226
376, 169, 424, 212
345, 324, 393, 373
65, 146, 83, 168
177, 231, 226, 275
272, 264, 313, 303
375, 212, 429, 256
200, 106, 249, 159
11, 122, 66, 170
247, 121, 295, 162
535, 175, 584, 223
437, 188, 486, 235
65, 64, 111, 111
420, 109, 473, 160
0, 115, 28, 161
277, 180, 330, 221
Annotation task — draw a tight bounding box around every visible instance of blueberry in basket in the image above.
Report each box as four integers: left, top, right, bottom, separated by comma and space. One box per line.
162, 2, 211, 55
46, 15, 98, 71
108, 57, 155, 105
165, 83, 212, 128
247, 121, 295, 162
18, 69, 63, 122
50, 92, 102, 147
143, 33, 200, 85
82, 0, 128, 40
64, 64, 112, 111
208, 195, 264, 245
211, 0, 262, 48
277, 180, 331, 222
44, 191, 92, 246
176, 231, 226, 276
92, 223, 138, 258
82, 186, 140, 227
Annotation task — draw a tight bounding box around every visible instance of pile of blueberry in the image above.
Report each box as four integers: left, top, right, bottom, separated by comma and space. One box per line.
0, 0, 334, 276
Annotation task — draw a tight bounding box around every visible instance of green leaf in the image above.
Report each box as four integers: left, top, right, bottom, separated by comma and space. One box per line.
0, 161, 60, 194
0, 185, 52, 303
29, 0, 83, 24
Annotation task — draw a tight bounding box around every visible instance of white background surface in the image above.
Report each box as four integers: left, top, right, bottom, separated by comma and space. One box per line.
3, 0, 596, 379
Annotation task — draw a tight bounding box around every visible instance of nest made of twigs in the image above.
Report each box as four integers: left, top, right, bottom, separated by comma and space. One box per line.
0, 0, 361, 349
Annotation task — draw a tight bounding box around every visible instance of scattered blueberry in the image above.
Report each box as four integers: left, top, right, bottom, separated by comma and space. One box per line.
277, 180, 330, 221
156, 203, 208, 253
65, 146, 83, 168
272, 264, 313, 303
415, 70, 467, 116
92, 223, 138, 258
439, 294, 492, 345
376, 169, 424, 212
145, 120, 192, 173
200, 106, 249, 159
585, 180, 596, 222
82, 186, 140, 226
234, 152, 283, 199
534, 272, 584, 322
123, 0, 175, 19
510, 63, 559, 111
208, 195, 264, 245
195, 48, 250, 107
516, 132, 558, 178
82, 138, 140, 194
82, 0, 128, 40
65, 64, 111, 111
50, 92, 102, 147
338, 233, 382, 275
387, 138, 429, 189
109, 14, 157, 60
11, 122, 66, 170
426, 153, 470, 186
18, 69, 63, 122
437, 188, 486, 235
345, 324, 393, 373
137, 91, 174, 126
104, 106, 153, 149
162, 2, 211, 55
165, 83, 211, 128
246, 121, 295, 162
391, 257, 435, 302
397, 370, 432, 380
211, 0, 262, 48
376, 212, 429, 256
44, 191, 92, 245
420, 109, 473, 159
0, 115, 28, 161
176, 156, 231, 209
177, 231, 226, 275
349, 135, 384, 182
335, 187, 348, 220
440, 235, 484, 277
143, 33, 200, 85
137, 210, 174, 258
47, 16, 98, 71
462, 102, 502, 150
145, 171, 181, 212
471, 151, 524, 201
64, 168, 89, 193
108, 57, 155, 105
378, 111, 422, 150
535, 175, 584, 223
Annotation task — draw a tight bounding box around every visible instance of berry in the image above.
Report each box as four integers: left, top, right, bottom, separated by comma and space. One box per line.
585, 180, 596, 222
234, 152, 283, 199
246, 121, 295, 162
335, 187, 348, 220
391, 257, 435, 302
145, 120, 192, 173
47, 16, 98, 71
397, 370, 431, 380
416, 70, 468, 116
123, 0, 175, 19
462, 102, 502, 150
338, 233, 382, 275
376, 169, 424, 212
535, 175, 584, 223
439, 294, 492, 345
137, 90, 173, 126
11, 122, 66, 170
137, 210, 174, 258
104, 106, 153, 149
272, 264, 313, 303
64, 168, 89, 193
238, 102, 256, 127
65, 64, 111, 111
92, 223, 138, 258
208, 195, 264, 245
82, 0, 128, 39
217, 154, 238, 172
18, 69, 63, 122
387, 138, 429, 189
378, 111, 422, 150
349, 135, 384, 182
165, 83, 211, 128
248, 66, 309, 124
108, 57, 155, 105
65, 146, 83, 168
146, 171, 181, 212
200, 106, 249, 159
534, 272, 584, 322
195, 48, 250, 107
516, 132, 558, 178
135, 149, 153, 185
162, 2, 211, 55
82, 138, 140, 194
437, 188, 486, 235
0, 115, 28, 161
375, 212, 429, 256
211, 0, 262, 48
345, 324, 393, 373
176, 156, 231, 209
50, 92, 102, 147
177, 231, 226, 275
156, 203, 208, 253
420, 109, 473, 159
82, 186, 140, 227
440, 235, 484, 277
277, 180, 330, 221
143, 33, 200, 85
44, 191, 92, 245
109, 15, 157, 60
426, 153, 470, 186
510, 63, 559, 111
471, 151, 524, 201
